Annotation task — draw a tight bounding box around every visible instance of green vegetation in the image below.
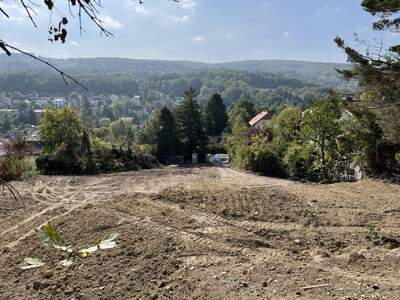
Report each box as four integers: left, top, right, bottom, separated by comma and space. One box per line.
205, 93, 228, 136
174, 88, 208, 160
335, 0, 400, 175
0, 135, 36, 181
22, 223, 119, 270
225, 95, 355, 182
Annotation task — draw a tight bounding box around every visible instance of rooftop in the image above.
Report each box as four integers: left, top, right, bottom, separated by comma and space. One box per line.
249, 111, 271, 127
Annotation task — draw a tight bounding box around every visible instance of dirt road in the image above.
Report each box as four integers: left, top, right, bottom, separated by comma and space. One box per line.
0, 166, 399, 299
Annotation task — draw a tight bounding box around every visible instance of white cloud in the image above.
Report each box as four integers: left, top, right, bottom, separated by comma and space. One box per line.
100, 15, 125, 30
70, 40, 79, 46
282, 31, 293, 40
133, 5, 151, 15
193, 36, 205, 42
126, 1, 151, 15
264, 1, 270, 7
181, 0, 197, 11
168, 15, 190, 23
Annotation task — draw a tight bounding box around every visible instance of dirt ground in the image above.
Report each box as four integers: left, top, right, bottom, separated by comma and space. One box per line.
1, 166, 400, 300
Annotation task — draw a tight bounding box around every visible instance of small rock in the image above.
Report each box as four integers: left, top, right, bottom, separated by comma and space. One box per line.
294, 239, 301, 244
349, 251, 366, 263
43, 271, 54, 279
165, 285, 173, 291
242, 248, 251, 254
33, 281, 42, 291
158, 281, 167, 288
372, 284, 380, 290
262, 281, 268, 288
296, 291, 302, 296
150, 293, 158, 300
241, 282, 249, 288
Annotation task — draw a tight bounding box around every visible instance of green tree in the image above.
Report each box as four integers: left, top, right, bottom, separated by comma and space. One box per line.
273, 106, 302, 143
229, 96, 256, 126
39, 107, 84, 155
335, 0, 400, 173
205, 93, 228, 136
175, 88, 208, 160
37, 107, 90, 174
0, 112, 14, 133
16, 100, 36, 125
110, 118, 136, 146
225, 107, 251, 170
156, 107, 179, 162
137, 110, 161, 145
302, 96, 342, 179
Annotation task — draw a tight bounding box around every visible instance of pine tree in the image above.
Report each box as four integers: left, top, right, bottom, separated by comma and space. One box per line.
335, 0, 400, 173
205, 93, 228, 136
175, 88, 208, 160
156, 107, 179, 162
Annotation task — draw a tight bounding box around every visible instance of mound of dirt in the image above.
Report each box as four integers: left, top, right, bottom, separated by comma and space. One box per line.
155, 186, 327, 226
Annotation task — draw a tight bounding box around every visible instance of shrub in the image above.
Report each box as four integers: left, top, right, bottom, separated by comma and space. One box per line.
132, 144, 157, 156
249, 146, 286, 177
0, 135, 36, 181
284, 143, 317, 180
36, 149, 85, 175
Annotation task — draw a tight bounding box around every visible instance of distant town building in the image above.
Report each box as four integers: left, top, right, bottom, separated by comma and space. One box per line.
36, 99, 49, 108
52, 98, 66, 108
132, 95, 141, 106
249, 111, 272, 128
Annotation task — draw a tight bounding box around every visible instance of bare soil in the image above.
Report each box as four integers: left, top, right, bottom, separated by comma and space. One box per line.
1, 166, 400, 299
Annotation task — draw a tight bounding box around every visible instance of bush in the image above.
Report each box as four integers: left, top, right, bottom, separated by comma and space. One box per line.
0, 135, 36, 181
93, 145, 159, 173
36, 150, 86, 175
249, 147, 286, 177
132, 144, 157, 156
284, 143, 317, 180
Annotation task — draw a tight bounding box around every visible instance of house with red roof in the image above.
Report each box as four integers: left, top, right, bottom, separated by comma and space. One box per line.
248, 111, 272, 128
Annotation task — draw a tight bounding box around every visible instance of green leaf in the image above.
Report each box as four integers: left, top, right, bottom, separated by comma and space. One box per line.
22, 257, 45, 270
36, 223, 72, 252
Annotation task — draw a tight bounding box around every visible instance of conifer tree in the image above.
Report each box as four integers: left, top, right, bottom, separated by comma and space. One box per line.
205, 93, 228, 136
156, 107, 179, 162
335, 0, 400, 173
175, 88, 208, 160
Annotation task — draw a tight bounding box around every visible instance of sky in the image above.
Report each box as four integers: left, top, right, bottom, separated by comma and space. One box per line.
0, 0, 396, 63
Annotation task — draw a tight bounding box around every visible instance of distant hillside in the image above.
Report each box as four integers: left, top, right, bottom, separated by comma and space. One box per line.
0, 55, 354, 90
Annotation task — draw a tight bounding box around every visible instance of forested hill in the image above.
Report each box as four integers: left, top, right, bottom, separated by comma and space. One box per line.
0, 54, 352, 89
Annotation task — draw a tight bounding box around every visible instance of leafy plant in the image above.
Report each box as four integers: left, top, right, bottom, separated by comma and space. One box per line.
79, 233, 119, 256
21, 258, 45, 270
35, 223, 72, 252
22, 223, 119, 270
